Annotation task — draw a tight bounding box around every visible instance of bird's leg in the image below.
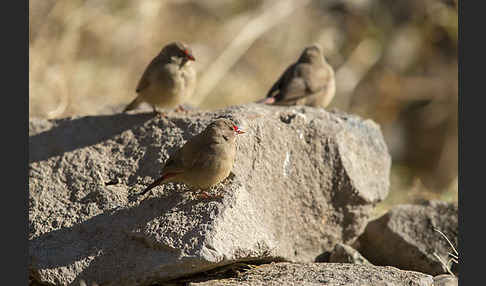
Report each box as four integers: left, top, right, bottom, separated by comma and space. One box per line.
196, 187, 223, 199
197, 190, 210, 199
152, 105, 167, 118
195, 187, 212, 199
174, 105, 187, 113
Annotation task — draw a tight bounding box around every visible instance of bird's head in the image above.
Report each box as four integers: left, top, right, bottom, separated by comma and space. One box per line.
298, 44, 325, 64
206, 118, 245, 143
162, 41, 195, 66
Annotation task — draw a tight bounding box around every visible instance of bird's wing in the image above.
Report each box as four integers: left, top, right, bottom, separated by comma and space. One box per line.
135, 56, 163, 93
182, 134, 213, 170
159, 134, 207, 177
159, 147, 187, 176
138, 145, 186, 197
265, 63, 298, 99
279, 63, 334, 103
268, 63, 314, 104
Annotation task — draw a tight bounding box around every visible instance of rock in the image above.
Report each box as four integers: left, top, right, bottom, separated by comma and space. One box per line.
328, 243, 372, 265
29, 104, 391, 285
186, 262, 434, 286
356, 200, 458, 276
433, 274, 458, 286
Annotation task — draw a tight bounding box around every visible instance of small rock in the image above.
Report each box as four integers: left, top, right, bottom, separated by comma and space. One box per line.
356, 200, 458, 276
186, 262, 433, 286
433, 274, 458, 286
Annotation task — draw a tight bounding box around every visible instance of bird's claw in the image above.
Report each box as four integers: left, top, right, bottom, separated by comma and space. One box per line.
151, 106, 167, 118
196, 190, 223, 200
174, 105, 188, 113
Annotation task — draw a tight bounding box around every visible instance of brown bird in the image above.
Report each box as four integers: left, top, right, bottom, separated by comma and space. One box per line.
123, 41, 197, 113
258, 44, 335, 108
138, 118, 245, 198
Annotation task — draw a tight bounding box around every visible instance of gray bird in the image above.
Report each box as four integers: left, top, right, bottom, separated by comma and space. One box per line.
138, 118, 245, 198
258, 44, 335, 108
124, 41, 197, 113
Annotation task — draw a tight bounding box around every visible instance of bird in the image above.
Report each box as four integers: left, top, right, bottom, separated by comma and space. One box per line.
123, 41, 197, 113
258, 44, 335, 108
137, 118, 245, 199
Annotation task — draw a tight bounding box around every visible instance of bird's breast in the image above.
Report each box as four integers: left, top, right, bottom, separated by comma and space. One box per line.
184, 144, 236, 189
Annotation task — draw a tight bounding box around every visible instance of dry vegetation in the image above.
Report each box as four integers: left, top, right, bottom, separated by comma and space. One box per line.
29, 0, 458, 215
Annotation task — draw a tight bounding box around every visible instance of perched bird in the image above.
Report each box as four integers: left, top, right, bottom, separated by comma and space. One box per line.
258, 44, 335, 108
123, 41, 197, 113
138, 118, 245, 198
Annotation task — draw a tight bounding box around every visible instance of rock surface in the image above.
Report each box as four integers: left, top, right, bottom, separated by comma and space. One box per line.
356, 200, 458, 276
186, 262, 434, 286
29, 104, 391, 285
433, 274, 458, 286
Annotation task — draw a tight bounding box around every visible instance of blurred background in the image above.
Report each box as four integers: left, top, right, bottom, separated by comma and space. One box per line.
29, 0, 458, 216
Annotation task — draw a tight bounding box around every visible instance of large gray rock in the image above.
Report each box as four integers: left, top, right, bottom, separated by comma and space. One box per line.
187, 262, 434, 286
29, 104, 391, 285
356, 200, 458, 276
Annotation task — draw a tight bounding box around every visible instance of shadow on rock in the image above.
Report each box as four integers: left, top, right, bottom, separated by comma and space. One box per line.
29, 112, 154, 163
29, 189, 225, 285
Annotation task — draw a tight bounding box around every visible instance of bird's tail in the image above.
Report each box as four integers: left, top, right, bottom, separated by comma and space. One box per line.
255, 97, 276, 104
138, 173, 178, 197
123, 97, 142, 112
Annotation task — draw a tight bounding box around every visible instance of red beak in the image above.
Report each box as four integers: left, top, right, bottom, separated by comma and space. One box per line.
233, 125, 245, 135
184, 50, 195, 61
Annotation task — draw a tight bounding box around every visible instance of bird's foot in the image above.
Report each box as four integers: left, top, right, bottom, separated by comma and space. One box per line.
153, 111, 167, 118
151, 106, 168, 118
196, 189, 223, 200
197, 192, 210, 199
174, 105, 188, 113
